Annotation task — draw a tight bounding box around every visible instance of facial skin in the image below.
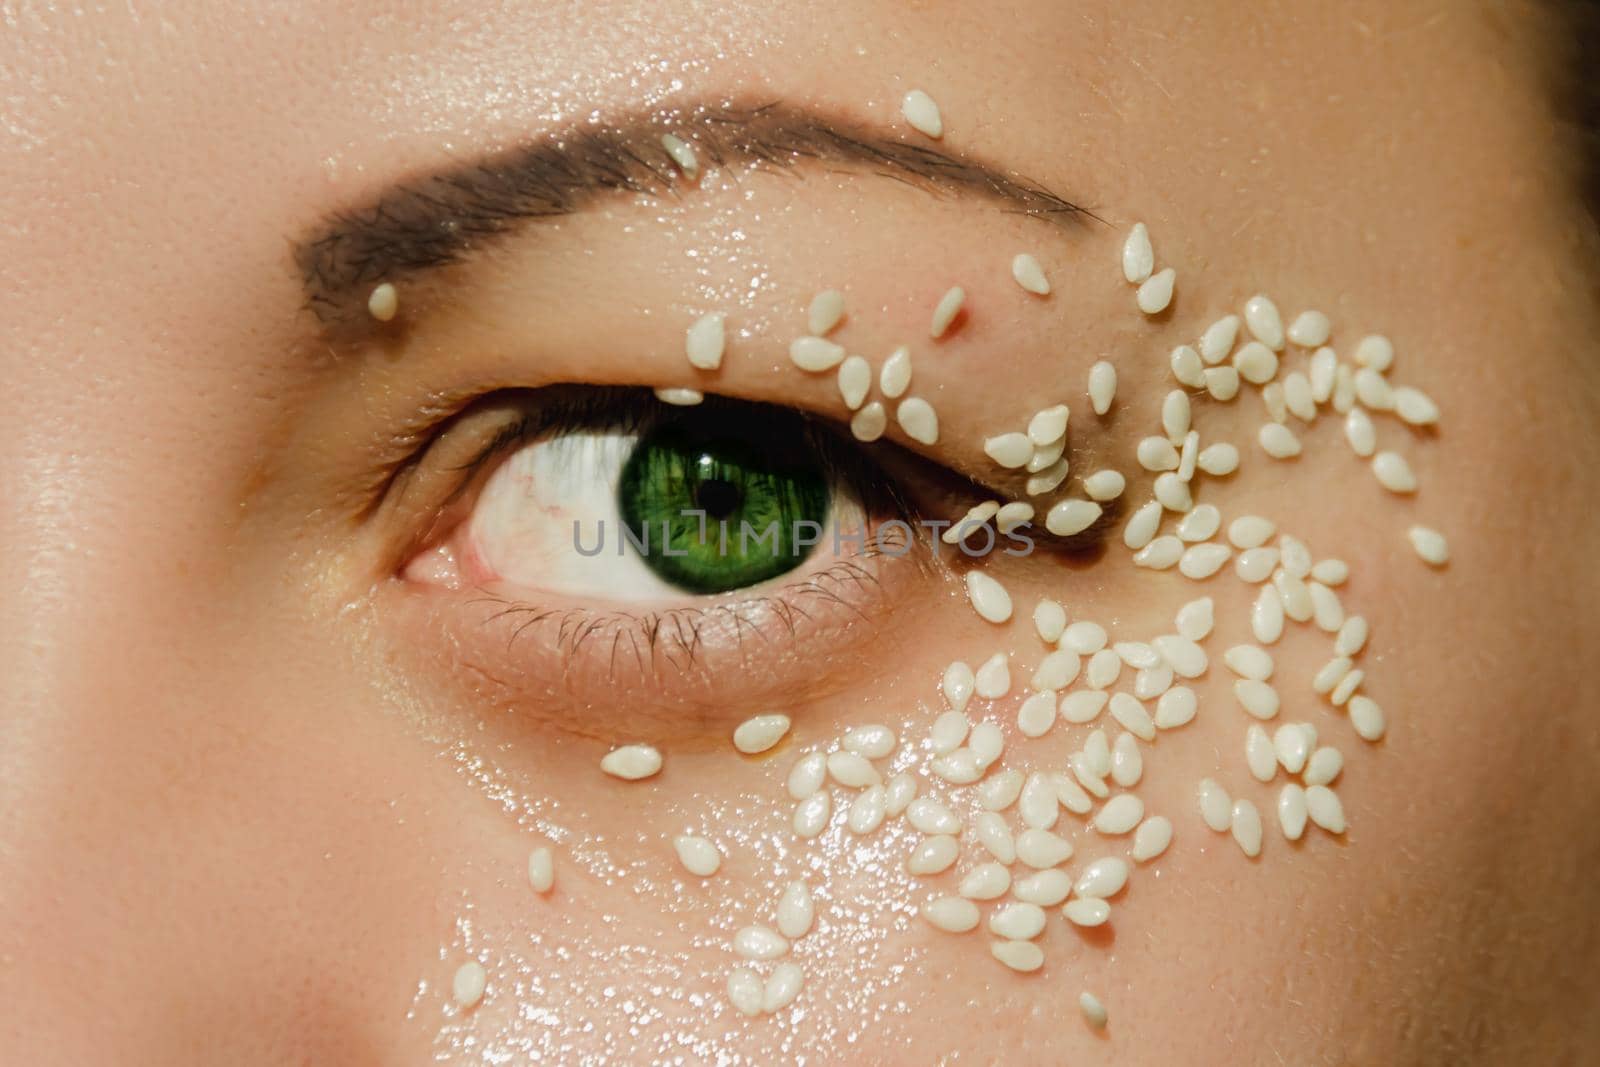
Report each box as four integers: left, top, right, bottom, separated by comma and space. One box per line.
3, 1, 1599, 1062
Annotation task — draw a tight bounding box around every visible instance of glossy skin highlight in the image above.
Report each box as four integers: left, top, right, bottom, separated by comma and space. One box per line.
2, 2, 1599, 1064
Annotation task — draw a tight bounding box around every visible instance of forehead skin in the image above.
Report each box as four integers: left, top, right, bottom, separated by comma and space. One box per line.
1, 1, 1598, 1064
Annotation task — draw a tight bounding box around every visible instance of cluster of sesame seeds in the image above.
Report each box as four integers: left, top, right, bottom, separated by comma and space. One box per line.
1121, 223, 1176, 315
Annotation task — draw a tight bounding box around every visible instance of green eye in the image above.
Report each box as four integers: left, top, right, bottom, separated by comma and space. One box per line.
617, 411, 831, 594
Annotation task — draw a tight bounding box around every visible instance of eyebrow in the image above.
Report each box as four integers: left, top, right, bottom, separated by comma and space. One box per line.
294, 100, 1097, 323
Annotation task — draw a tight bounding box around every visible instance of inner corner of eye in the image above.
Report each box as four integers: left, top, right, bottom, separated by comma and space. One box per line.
402, 397, 878, 602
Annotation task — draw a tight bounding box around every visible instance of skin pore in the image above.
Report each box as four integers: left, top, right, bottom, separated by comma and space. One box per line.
2, 1, 1598, 1064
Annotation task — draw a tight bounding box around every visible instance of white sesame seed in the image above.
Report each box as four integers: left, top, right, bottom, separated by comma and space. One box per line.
1014, 869, 1074, 908
777, 880, 814, 938
1137, 267, 1176, 314
996, 501, 1034, 534
1064, 620, 1109, 655
1313, 557, 1350, 586
1277, 534, 1310, 577
1276, 783, 1308, 841
1231, 799, 1263, 857
849, 400, 887, 442
1354, 334, 1394, 371
843, 724, 897, 759
1109, 693, 1156, 741
991, 939, 1045, 972
1312, 656, 1353, 696
1135, 668, 1169, 704
964, 571, 1013, 624
1171, 601, 1213, 646
1027, 404, 1069, 445
733, 714, 792, 754
763, 962, 804, 1013
1394, 386, 1440, 426
601, 744, 663, 780
727, 967, 763, 1016
896, 397, 940, 444
1408, 525, 1449, 565
1026, 437, 1065, 472
367, 282, 398, 322
1018, 772, 1059, 830
1178, 542, 1230, 580
1133, 535, 1183, 570
808, 289, 845, 335
941, 662, 976, 716
1131, 815, 1173, 861
827, 751, 881, 789
1033, 599, 1067, 643
660, 133, 699, 177
787, 752, 827, 799
1122, 222, 1154, 284
1198, 779, 1232, 831
943, 501, 1000, 545
685, 312, 726, 370
1235, 679, 1280, 720
654, 387, 704, 406
1162, 389, 1192, 442
1176, 504, 1220, 542
788, 335, 844, 373
1069, 754, 1109, 799
1307, 346, 1336, 403
969, 721, 1004, 767
922, 895, 980, 932
1046, 498, 1103, 536
1054, 771, 1095, 812
1246, 725, 1276, 782
930, 286, 965, 338
1114, 640, 1161, 669
880, 345, 913, 398
1252, 585, 1285, 644
793, 791, 831, 837
674, 834, 722, 876
1273, 724, 1311, 775
1137, 435, 1180, 472
1343, 407, 1376, 457
1153, 634, 1208, 679
1333, 362, 1357, 412
1286, 310, 1330, 348
1200, 314, 1240, 364
1063, 897, 1110, 927
960, 862, 1013, 901
1371, 451, 1416, 493
528, 846, 555, 893
734, 924, 788, 961
1171, 344, 1206, 387
1274, 570, 1315, 622
907, 834, 959, 874
1079, 992, 1109, 1029
1012, 253, 1051, 295
984, 432, 1034, 469
902, 89, 944, 137
1224, 644, 1274, 680
452, 961, 487, 1008
1084, 727, 1112, 776
974, 652, 1012, 699
1234, 547, 1279, 584
1025, 459, 1070, 497
1227, 515, 1276, 549
1088, 360, 1118, 414
1261, 382, 1288, 424
1304, 746, 1344, 786
1013, 828, 1073, 871
975, 811, 1017, 864
977, 769, 1023, 813
1258, 422, 1301, 459
1093, 793, 1145, 835
1330, 668, 1364, 707
1348, 695, 1387, 741
1354, 367, 1395, 411
1234, 341, 1280, 385
1304, 785, 1347, 833
1073, 857, 1129, 898
989, 902, 1047, 941
837, 355, 871, 410
1204, 365, 1241, 401
1309, 582, 1344, 633
1154, 472, 1193, 513
1062, 689, 1110, 724
1244, 294, 1285, 350
931, 751, 980, 788
907, 795, 962, 837
1197, 441, 1240, 476
1032, 648, 1081, 691
1283, 371, 1317, 422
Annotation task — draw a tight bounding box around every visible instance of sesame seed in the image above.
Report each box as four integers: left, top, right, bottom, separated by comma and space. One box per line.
965, 571, 1014, 624
1116, 641, 1160, 670
1175, 596, 1215, 641
1198, 778, 1233, 831
1329, 668, 1364, 706
1131, 815, 1173, 861
1062, 689, 1110, 724
807, 289, 845, 335
837, 355, 871, 410
733, 713, 792, 754
1313, 558, 1350, 586
1033, 599, 1068, 643
1197, 441, 1240, 476
1344, 408, 1376, 457
1200, 314, 1240, 363
452, 961, 488, 1009
1246, 725, 1276, 782
1137, 435, 1180, 472
1070, 754, 1110, 798
366, 282, 399, 322
880, 345, 913, 398
1204, 365, 1241, 401
1153, 634, 1208, 679
528, 846, 555, 893
849, 401, 887, 442
1162, 389, 1192, 442
1304, 785, 1347, 833
932, 707, 971, 755
930, 286, 965, 337
1178, 542, 1230, 580
1348, 695, 1387, 741
847, 786, 889, 834
885, 772, 917, 815
1088, 360, 1118, 414
974, 652, 1012, 698
896, 397, 940, 444
989, 902, 1048, 940
996, 502, 1035, 534
1262, 382, 1288, 424
901, 89, 944, 138
1408, 525, 1449, 565
789, 335, 845, 372
1354, 334, 1394, 371
793, 792, 831, 837
1224, 644, 1274, 680
1312, 656, 1354, 696
1394, 386, 1440, 425
907, 797, 963, 838
1283, 371, 1317, 421
1079, 992, 1109, 1029
1084, 727, 1112, 775
1309, 582, 1345, 632
1258, 422, 1301, 458
984, 432, 1034, 469
941, 664, 977, 717
601, 744, 663, 780
843, 724, 897, 759
1109, 693, 1156, 741
1372, 451, 1416, 493
1176, 503, 1220, 542
727, 967, 763, 1016
1055, 771, 1095, 812
1014, 828, 1074, 870
1252, 585, 1285, 644
1278, 783, 1308, 840
1093, 793, 1145, 835
960, 862, 1013, 900
1133, 535, 1183, 570
1235, 679, 1280, 720
777, 880, 814, 938
1064, 620, 1109, 654
1018, 772, 1060, 830
787, 753, 827, 799
1244, 294, 1285, 350
654, 387, 704, 406
1027, 404, 1069, 445
660, 133, 699, 177
1354, 367, 1395, 411
979, 769, 1025, 811
1278, 534, 1311, 577
1235, 547, 1279, 583
1025, 460, 1070, 497
1171, 344, 1206, 387
674, 834, 722, 876
1273, 724, 1311, 774
1032, 648, 1082, 691
930, 751, 980, 787
991, 939, 1045, 972
1286, 310, 1331, 347
975, 812, 1017, 863
1063, 898, 1111, 927
763, 962, 804, 1014
1014, 869, 1074, 908
1230, 799, 1263, 857
1073, 857, 1129, 899
1228, 515, 1277, 549
1333, 617, 1369, 658
1310, 347, 1337, 402
1304, 746, 1345, 786
1012, 253, 1051, 295
1234, 341, 1279, 384
943, 500, 1000, 545
1154, 472, 1193, 513
1137, 267, 1176, 314
907, 834, 960, 874
1027, 437, 1066, 471
1274, 570, 1315, 622
1332, 362, 1357, 412
922, 895, 981, 932
1122, 222, 1154, 284
826, 751, 880, 788
686, 312, 726, 370
1046, 498, 1103, 536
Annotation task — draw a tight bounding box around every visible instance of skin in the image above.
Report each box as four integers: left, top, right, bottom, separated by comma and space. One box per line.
2, 0, 1598, 1062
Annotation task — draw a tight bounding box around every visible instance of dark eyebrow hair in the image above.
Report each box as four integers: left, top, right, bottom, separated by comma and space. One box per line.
294, 100, 1098, 323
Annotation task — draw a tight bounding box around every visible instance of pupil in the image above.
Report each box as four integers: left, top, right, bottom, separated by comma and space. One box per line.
695, 477, 741, 519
